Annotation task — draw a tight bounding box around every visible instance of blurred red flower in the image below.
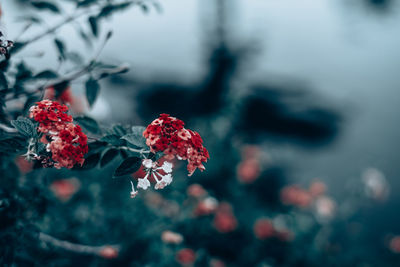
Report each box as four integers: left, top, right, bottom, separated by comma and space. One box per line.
309, 181, 326, 197
389, 236, 400, 253
280, 185, 312, 208
176, 248, 196, 266
253, 218, 275, 240
50, 178, 80, 202
213, 203, 237, 233
237, 158, 260, 184
187, 183, 207, 198
98, 246, 119, 259
15, 156, 33, 174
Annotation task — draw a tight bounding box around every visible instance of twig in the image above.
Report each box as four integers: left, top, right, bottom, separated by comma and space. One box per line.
39, 232, 119, 257
119, 146, 150, 154
18, 0, 159, 49
0, 123, 17, 133
21, 12, 87, 47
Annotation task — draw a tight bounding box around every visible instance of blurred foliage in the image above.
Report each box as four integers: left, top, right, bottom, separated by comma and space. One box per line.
1, 0, 400, 266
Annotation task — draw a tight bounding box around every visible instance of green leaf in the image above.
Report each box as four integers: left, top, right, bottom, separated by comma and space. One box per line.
77, 0, 97, 8
97, 3, 132, 19
139, 3, 149, 13
54, 38, 66, 60
100, 148, 119, 167
100, 134, 125, 146
75, 116, 100, 134
31, 1, 60, 13
9, 42, 26, 55
36, 142, 46, 154
10, 117, 36, 138
113, 156, 141, 177
34, 70, 58, 79
112, 125, 126, 136
121, 126, 146, 148
88, 16, 98, 37
78, 153, 101, 170
15, 62, 32, 82
0, 137, 27, 153
0, 72, 8, 90
79, 29, 92, 47
66, 52, 84, 65
16, 15, 43, 24
87, 141, 107, 155
85, 78, 100, 107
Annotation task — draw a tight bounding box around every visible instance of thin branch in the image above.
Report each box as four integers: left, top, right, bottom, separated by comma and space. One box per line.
18, 0, 160, 48
119, 146, 150, 154
39, 232, 119, 257
22, 12, 87, 47
0, 123, 17, 133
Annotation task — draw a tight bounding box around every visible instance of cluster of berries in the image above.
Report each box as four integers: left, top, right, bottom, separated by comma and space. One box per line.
29, 100, 88, 169
143, 114, 209, 176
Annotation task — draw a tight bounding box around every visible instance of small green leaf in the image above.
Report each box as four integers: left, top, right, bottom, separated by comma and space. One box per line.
113, 156, 141, 177
9, 42, 26, 55
15, 62, 33, 82
75, 116, 100, 134
10, 117, 36, 138
100, 134, 125, 146
87, 141, 107, 155
66, 52, 84, 65
54, 38, 66, 60
0, 137, 27, 153
100, 148, 119, 167
121, 126, 146, 148
77, 0, 97, 8
85, 78, 100, 107
34, 70, 58, 79
31, 1, 60, 13
79, 29, 92, 47
78, 153, 101, 170
0, 72, 8, 90
112, 125, 126, 136
88, 16, 98, 37
97, 3, 132, 19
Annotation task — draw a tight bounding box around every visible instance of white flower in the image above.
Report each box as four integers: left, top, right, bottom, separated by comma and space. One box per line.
153, 173, 166, 190
154, 182, 166, 190
142, 159, 154, 169
362, 168, 389, 201
159, 161, 173, 173
314, 196, 336, 223
130, 181, 138, 198
128, 159, 175, 197
137, 175, 151, 190
161, 173, 173, 185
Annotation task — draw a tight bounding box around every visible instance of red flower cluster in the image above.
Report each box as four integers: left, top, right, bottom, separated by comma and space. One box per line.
143, 114, 209, 176
29, 100, 88, 169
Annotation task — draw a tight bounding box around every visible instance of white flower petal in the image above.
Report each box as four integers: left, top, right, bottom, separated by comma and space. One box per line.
137, 177, 151, 190
160, 161, 173, 173
161, 173, 173, 185
142, 159, 153, 169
